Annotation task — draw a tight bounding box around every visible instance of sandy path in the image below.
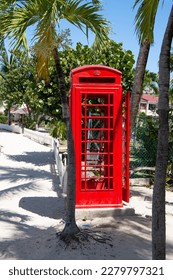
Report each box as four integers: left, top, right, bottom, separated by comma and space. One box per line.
0, 130, 173, 260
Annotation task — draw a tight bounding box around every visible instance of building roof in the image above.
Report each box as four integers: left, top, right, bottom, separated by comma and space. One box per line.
141, 94, 158, 103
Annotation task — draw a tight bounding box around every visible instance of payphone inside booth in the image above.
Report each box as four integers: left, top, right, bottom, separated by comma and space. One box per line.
69, 65, 130, 208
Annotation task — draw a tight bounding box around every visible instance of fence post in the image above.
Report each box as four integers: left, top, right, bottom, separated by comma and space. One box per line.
53, 138, 67, 186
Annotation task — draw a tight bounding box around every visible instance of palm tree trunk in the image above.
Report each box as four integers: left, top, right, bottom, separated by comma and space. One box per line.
152, 6, 173, 260
53, 47, 79, 237
130, 39, 150, 132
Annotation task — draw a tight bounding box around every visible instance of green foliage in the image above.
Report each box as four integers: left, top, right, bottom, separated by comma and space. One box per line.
0, 50, 62, 127
132, 114, 159, 168
143, 70, 158, 94
170, 52, 173, 72
49, 120, 66, 140
131, 113, 173, 180
0, 113, 7, 123
0, 39, 135, 136
165, 162, 173, 190
59, 40, 135, 91
23, 117, 37, 130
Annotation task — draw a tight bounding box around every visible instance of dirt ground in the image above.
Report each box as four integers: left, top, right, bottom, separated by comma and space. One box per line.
0, 130, 173, 260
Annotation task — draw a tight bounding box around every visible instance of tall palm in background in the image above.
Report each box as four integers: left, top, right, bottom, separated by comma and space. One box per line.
152, 6, 173, 259
131, 0, 159, 131
133, 0, 173, 259
0, 0, 109, 240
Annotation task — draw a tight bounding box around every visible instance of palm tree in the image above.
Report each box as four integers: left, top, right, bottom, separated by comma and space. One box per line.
132, 0, 173, 259
0, 0, 109, 240
131, 0, 159, 131
152, 6, 173, 260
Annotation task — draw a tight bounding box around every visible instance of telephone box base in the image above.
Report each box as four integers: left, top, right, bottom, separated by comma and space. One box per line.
75, 203, 135, 220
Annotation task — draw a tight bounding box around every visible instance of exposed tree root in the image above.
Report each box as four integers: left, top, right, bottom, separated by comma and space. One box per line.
82, 228, 112, 244
56, 227, 113, 248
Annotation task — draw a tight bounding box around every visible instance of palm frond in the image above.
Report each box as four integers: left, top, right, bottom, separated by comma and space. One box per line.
92, 0, 102, 8
0, 5, 36, 51
0, 0, 109, 82
34, 25, 57, 83
133, 0, 160, 43
60, 0, 109, 43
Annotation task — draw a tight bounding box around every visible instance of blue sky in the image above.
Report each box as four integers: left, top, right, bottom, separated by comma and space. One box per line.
60, 0, 173, 73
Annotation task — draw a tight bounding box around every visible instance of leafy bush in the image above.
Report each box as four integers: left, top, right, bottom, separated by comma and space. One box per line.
131, 114, 159, 167
49, 120, 66, 140
0, 113, 8, 124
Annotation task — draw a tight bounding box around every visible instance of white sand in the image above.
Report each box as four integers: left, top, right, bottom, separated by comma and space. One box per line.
0, 130, 173, 260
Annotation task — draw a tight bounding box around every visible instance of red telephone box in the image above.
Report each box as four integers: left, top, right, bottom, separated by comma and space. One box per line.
69, 65, 130, 208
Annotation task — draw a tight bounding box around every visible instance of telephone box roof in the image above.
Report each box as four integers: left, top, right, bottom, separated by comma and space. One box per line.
71, 65, 122, 75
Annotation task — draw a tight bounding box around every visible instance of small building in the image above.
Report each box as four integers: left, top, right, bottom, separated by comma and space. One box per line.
10, 104, 29, 123
139, 94, 158, 116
